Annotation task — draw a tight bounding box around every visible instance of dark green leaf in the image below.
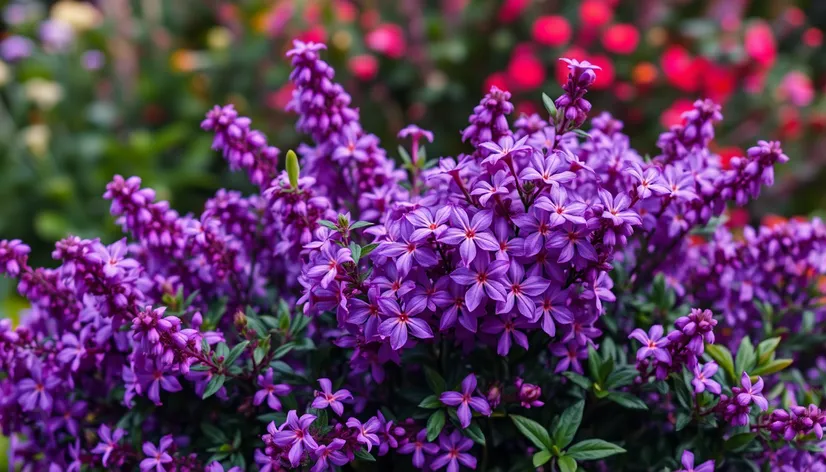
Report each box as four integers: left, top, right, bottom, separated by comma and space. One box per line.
587, 344, 602, 384
756, 337, 781, 364
606, 392, 648, 410
424, 366, 446, 394
735, 336, 756, 377
201, 422, 228, 443
558, 455, 578, 472
271, 342, 295, 360
360, 243, 379, 258
224, 341, 249, 365
725, 432, 756, 451
675, 411, 692, 431
541, 92, 557, 119
398, 145, 412, 165
604, 368, 638, 390
573, 129, 590, 139
215, 343, 229, 359
350, 221, 374, 230
419, 395, 442, 409
349, 242, 362, 263
566, 439, 626, 460
705, 344, 735, 383
426, 410, 446, 442
673, 375, 693, 410
553, 400, 584, 449
202, 374, 226, 399
563, 371, 592, 390
253, 346, 267, 365
511, 415, 553, 451
463, 422, 486, 445
354, 449, 376, 462
318, 219, 338, 231
752, 358, 793, 377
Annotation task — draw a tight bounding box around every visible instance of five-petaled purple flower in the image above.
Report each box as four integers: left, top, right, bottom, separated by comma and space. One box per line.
272, 411, 319, 466
254, 368, 291, 411
628, 325, 672, 364
140, 435, 174, 472
440, 374, 492, 428
311, 378, 353, 416
431, 430, 477, 472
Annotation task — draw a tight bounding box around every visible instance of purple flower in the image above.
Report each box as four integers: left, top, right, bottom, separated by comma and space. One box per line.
471, 170, 513, 206
691, 362, 721, 395
306, 245, 353, 288
254, 368, 291, 411
398, 429, 440, 468
519, 151, 576, 187
310, 438, 348, 472
439, 207, 500, 265
378, 298, 434, 350
535, 287, 573, 336
17, 362, 60, 412
272, 410, 319, 466
550, 342, 589, 374
440, 374, 492, 428
431, 430, 477, 471
376, 237, 438, 276
90, 424, 126, 467
676, 450, 714, 472
547, 223, 597, 263
498, 262, 550, 318
627, 162, 669, 199
628, 325, 672, 364
535, 187, 588, 227
139, 436, 174, 472
136, 360, 183, 406
346, 416, 381, 452
481, 314, 530, 356
311, 378, 353, 416
515, 378, 544, 408
735, 372, 768, 411
408, 206, 451, 242
478, 135, 531, 167
398, 124, 434, 143
450, 253, 508, 312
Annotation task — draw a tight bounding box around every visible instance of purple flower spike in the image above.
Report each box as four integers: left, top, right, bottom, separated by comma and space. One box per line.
439, 374, 492, 428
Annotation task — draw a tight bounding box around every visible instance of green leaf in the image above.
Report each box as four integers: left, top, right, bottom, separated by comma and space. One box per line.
253, 346, 267, 365
349, 242, 362, 263
705, 344, 736, 382
424, 366, 446, 394
587, 344, 602, 383
566, 439, 626, 460
558, 455, 578, 472
541, 92, 557, 120
756, 337, 781, 364
553, 400, 584, 449
463, 422, 486, 445
286, 149, 300, 188
511, 415, 553, 451
202, 422, 229, 443
563, 371, 592, 390
272, 342, 295, 360
606, 392, 648, 410
673, 375, 693, 410
426, 410, 446, 442
573, 129, 591, 139
398, 145, 412, 165
202, 374, 226, 399
735, 336, 756, 377
418, 395, 442, 409
224, 341, 249, 366
533, 450, 552, 467
675, 411, 692, 431
752, 358, 793, 377
360, 243, 379, 258
604, 368, 638, 390
350, 221, 374, 230
215, 342, 229, 359
354, 449, 376, 462
318, 220, 338, 231
725, 432, 756, 452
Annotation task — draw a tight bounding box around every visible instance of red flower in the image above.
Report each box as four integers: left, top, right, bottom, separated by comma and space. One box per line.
267, 83, 295, 110
515, 101, 539, 117
725, 208, 750, 229
744, 21, 776, 68
507, 52, 546, 91
532, 16, 571, 47
602, 24, 639, 55
716, 147, 743, 171
366, 23, 406, 59
588, 55, 614, 90
348, 55, 378, 81
632, 62, 658, 86
333, 0, 357, 23
498, 0, 530, 24
661, 45, 702, 92
484, 72, 508, 93
660, 99, 695, 129
784, 7, 805, 28
579, 0, 613, 29
779, 106, 802, 139
297, 25, 326, 44
703, 62, 736, 104
804, 28, 823, 48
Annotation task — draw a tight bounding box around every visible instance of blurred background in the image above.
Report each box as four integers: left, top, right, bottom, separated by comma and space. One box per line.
0, 0, 825, 310
0, 0, 824, 466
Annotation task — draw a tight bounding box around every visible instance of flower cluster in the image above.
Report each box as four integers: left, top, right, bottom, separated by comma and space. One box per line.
0, 39, 824, 472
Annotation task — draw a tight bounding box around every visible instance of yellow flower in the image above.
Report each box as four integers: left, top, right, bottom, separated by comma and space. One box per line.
206, 27, 232, 50
170, 49, 198, 72
24, 79, 64, 109
51, 1, 102, 32
23, 124, 51, 158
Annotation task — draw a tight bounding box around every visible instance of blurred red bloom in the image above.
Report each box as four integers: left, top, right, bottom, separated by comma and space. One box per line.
498, 0, 530, 23
744, 21, 776, 67
778, 71, 814, 107
602, 24, 639, 55
360, 9, 381, 30
349, 55, 379, 81
532, 16, 572, 47
660, 99, 695, 129
661, 45, 702, 92
333, 0, 357, 23
579, 0, 613, 29
507, 52, 546, 91
366, 23, 406, 59
725, 208, 749, 229
515, 101, 539, 116
779, 106, 802, 139
784, 7, 806, 27
484, 72, 508, 93
614, 82, 634, 101
268, 83, 295, 110
703, 62, 736, 104
589, 55, 614, 90
716, 147, 743, 171
803, 28, 823, 48
632, 62, 658, 86
297, 25, 327, 44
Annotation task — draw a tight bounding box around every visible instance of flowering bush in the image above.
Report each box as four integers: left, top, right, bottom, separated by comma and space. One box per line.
2, 37, 826, 472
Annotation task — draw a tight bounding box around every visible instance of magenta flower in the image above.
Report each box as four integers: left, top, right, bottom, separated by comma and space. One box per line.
691, 362, 721, 395
628, 325, 672, 364
438, 207, 499, 265
676, 450, 715, 472
310, 438, 348, 472
440, 374, 492, 428
431, 430, 477, 471
139, 435, 174, 472
378, 298, 434, 350
398, 429, 440, 468
306, 245, 353, 288
90, 424, 126, 467
272, 410, 318, 466
254, 368, 291, 411
736, 372, 768, 411
346, 416, 381, 452
311, 378, 353, 416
